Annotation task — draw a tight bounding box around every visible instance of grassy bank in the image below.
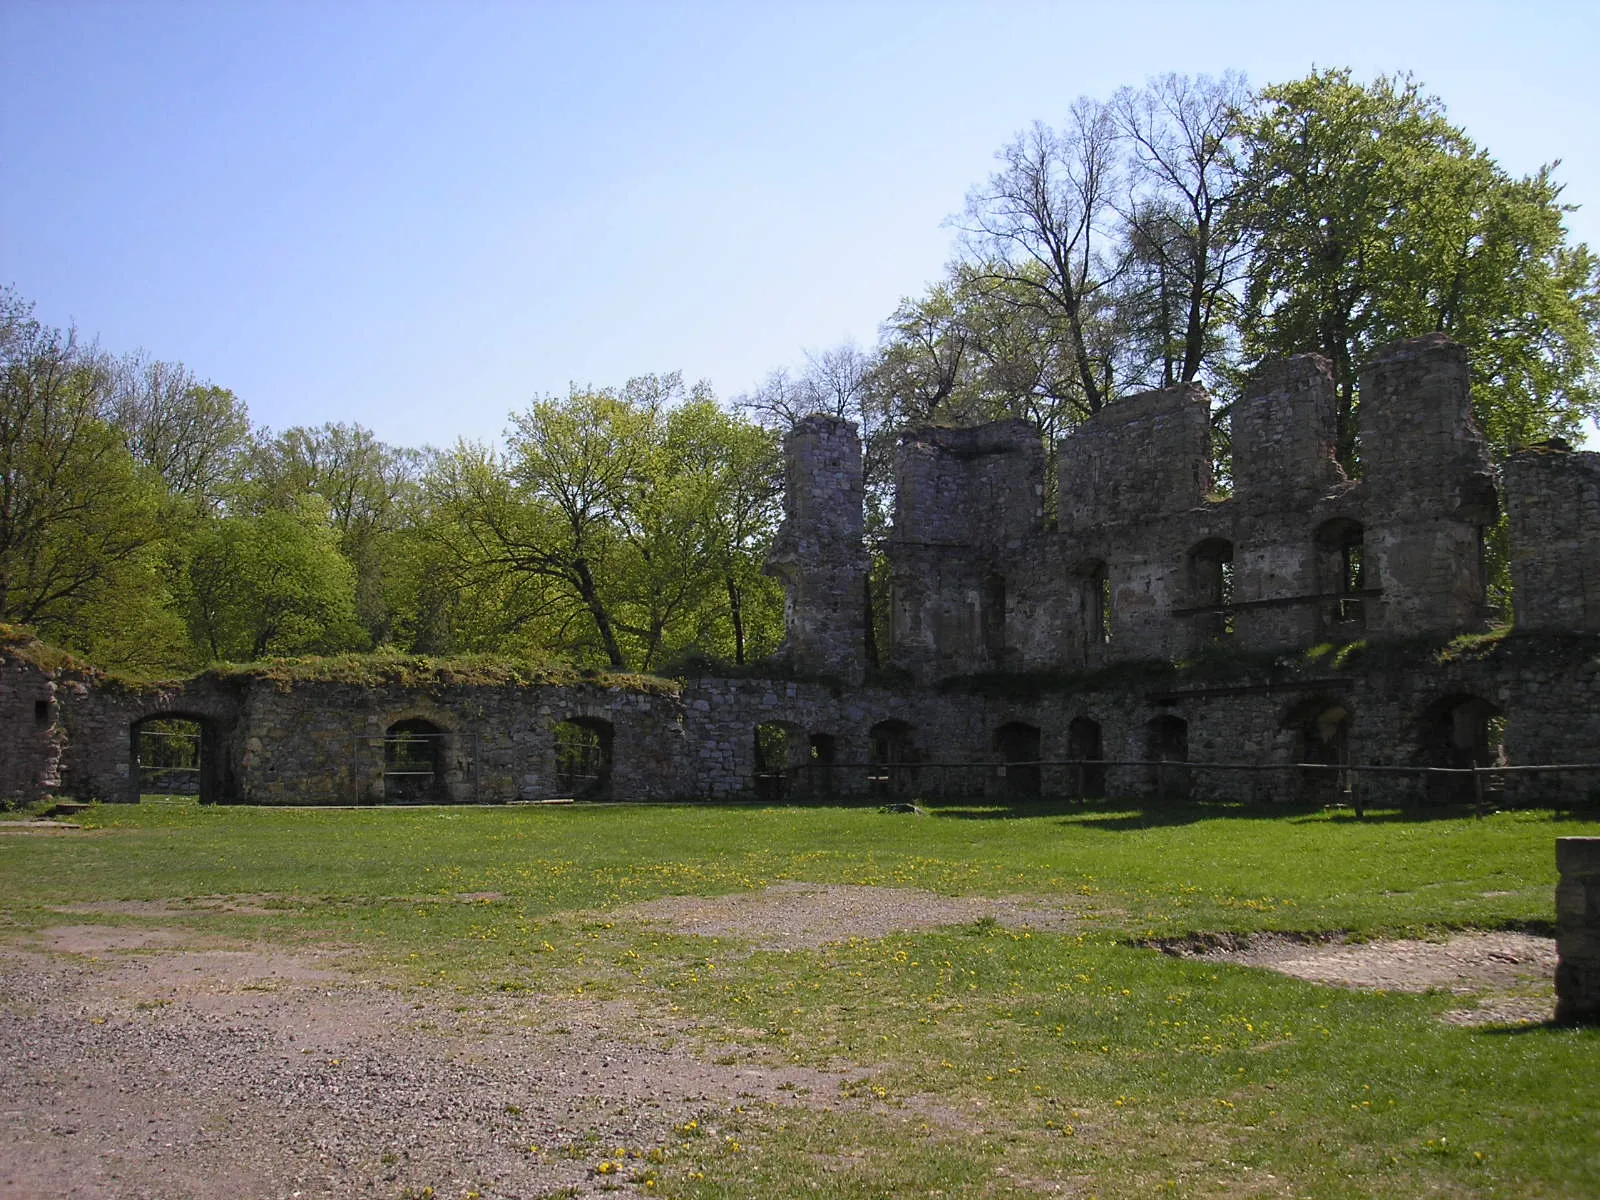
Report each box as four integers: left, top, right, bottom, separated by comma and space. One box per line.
2, 798, 1596, 1198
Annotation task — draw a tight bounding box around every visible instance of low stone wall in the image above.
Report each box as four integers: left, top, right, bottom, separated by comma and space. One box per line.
234, 679, 691, 805
9, 631, 1597, 809
0, 650, 63, 806
1556, 837, 1600, 1023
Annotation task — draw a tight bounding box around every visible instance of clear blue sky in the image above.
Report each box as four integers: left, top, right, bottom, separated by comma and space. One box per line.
4, 0, 1597, 450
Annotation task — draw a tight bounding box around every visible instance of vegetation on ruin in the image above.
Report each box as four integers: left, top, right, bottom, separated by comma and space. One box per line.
201, 648, 681, 696
2, 798, 1596, 1198
4, 69, 1597, 677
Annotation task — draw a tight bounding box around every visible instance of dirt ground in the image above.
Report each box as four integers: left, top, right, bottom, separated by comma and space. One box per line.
0, 885, 1558, 1200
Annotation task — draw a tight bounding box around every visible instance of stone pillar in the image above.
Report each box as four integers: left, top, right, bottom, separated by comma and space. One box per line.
1231, 354, 1345, 502
1358, 335, 1498, 638
1557, 836, 1600, 1023
764, 415, 869, 683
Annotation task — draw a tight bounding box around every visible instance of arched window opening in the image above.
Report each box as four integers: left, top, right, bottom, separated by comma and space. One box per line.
553, 717, 614, 800
1187, 539, 1234, 642
993, 721, 1042, 798
1144, 714, 1190, 800
1287, 699, 1351, 806
869, 719, 920, 798
981, 571, 1007, 660
754, 721, 805, 802
1419, 695, 1505, 806
1067, 716, 1105, 799
807, 733, 838, 798
1315, 518, 1366, 630
384, 718, 446, 804
131, 716, 205, 801
1076, 560, 1112, 649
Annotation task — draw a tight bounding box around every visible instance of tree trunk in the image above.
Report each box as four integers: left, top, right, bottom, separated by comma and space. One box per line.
726, 575, 745, 664
573, 558, 628, 669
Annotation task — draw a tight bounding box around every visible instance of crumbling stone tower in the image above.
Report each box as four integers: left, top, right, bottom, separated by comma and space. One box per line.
1228, 354, 1352, 649
764, 415, 869, 682
1358, 334, 1499, 638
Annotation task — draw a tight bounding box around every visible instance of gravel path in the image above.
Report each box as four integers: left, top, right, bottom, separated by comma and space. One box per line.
0, 940, 857, 1200
1, 886, 1556, 1198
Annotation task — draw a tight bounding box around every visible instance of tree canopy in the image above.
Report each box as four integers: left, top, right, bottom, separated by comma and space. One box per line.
5, 67, 1596, 671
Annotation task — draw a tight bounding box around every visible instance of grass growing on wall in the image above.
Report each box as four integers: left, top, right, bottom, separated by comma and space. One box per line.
2, 798, 1597, 1198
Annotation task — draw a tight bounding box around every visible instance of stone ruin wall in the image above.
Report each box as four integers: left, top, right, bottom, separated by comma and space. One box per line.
2, 333, 1599, 811
0, 650, 64, 804
801, 333, 1507, 685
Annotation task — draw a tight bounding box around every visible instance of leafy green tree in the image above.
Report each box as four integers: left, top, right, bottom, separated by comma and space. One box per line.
417, 389, 651, 669
0, 292, 170, 655
650, 399, 784, 665
242, 423, 420, 644
1232, 69, 1600, 460
957, 100, 1122, 415
182, 502, 363, 660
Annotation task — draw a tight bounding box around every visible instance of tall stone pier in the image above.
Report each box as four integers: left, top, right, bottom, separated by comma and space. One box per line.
1556, 837, 1600, 1023
764, 415, 869, 683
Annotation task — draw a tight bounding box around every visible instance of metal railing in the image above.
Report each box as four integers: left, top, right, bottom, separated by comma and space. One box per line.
753, 757, 1600, 814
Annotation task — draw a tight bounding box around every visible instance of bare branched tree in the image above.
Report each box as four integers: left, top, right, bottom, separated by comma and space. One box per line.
958, 98, 1122, 414
1109, 71, 1250, 387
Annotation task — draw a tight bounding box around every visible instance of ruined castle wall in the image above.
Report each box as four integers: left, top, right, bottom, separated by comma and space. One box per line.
1058, 383, 1212, 532
1504, 447, 1600, 633
233, 680, 690, 805
894, 422, 1045, 549
0, 649, 64, 806
886, 423, 1046, 681
1227, 355, 1358, 650
1053, 383, 1214, 665
765, 416, 869, 683
1359, 335, 1499, 639
55, 675, 243, 804
1232, 355, 1346, 502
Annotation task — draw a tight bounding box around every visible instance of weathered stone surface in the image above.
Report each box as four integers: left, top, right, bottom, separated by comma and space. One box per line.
765, 415, 869, 683
0, 647, 63, 805
1556, 837, 1600, 1022
1505, 446, 1600, 633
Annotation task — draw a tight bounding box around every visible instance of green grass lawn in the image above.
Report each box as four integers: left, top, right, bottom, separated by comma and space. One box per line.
3, 797, 1598, 1198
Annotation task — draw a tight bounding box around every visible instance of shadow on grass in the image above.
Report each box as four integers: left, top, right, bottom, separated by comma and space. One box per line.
1476, 1018, 1599, 1037
918, 797, 1600, 828
919, 797, 1300, 827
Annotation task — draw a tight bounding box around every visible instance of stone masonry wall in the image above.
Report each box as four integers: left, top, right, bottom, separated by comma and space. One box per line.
1359, 335, 1499, 639
765, 415, 869, 683
812, 335, 1504, 680
1556, 837, 1600, 1022
1504, 446, 1600, 633
0, 646, 64, 806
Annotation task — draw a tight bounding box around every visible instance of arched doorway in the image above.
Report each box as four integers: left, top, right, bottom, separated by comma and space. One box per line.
1144, 714, 1189, 800
994, 721, 1042, 798
1067, 716, 1105, 799
384, 718, 447, 803
553, 717, 614, 800
1315, 518, 1366, 633
754, 721, 805, 802
1419, 695, 1505, 806
1287, 698, 1351, 806
869, 720, 919, 798
1187, 538, 1235, 645
130, 714, 222, 803
807, 733, 838, 799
